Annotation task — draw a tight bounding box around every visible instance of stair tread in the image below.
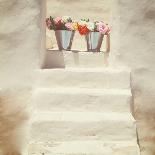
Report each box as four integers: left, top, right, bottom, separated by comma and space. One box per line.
30, 140, 138, 145
36, 67, 130, 73
35, 67, 130, 89
32, 111, 135, 122
33, 87, 131, 96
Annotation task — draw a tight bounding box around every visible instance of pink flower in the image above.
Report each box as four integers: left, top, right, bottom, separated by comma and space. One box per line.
54, 17, 62, 25
105, 25, 111, 35
65, 23, 73, 30
97, 22, 111, 35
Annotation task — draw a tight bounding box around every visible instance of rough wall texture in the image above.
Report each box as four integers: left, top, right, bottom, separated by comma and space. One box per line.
112, 1, 155, 155
0, 0, 155, 155
0, 0, 41, 87
0, 0, 41, 154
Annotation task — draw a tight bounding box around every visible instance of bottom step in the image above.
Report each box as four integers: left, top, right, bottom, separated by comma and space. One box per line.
29, 141, 140, 155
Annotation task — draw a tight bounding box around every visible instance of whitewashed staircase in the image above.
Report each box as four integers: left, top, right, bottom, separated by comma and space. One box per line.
29, 52, 140, 155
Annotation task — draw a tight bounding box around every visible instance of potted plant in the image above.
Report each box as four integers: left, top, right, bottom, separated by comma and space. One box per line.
46, 16, 77, 51
77, 19, 110, 52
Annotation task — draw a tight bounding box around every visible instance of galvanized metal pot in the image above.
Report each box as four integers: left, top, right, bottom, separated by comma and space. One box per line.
55, 30, 75, 51
85, 32, 104, 52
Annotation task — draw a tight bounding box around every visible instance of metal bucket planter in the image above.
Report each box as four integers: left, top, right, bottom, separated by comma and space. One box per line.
85, 32, 104, 52
55, 30, 75, 51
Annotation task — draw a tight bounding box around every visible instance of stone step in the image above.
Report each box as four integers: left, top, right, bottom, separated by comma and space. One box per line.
29, 140, 140, 155
33, 88, 132, 113
63, 51, 108, 68
44, 50, 108, 69
35, 68, 130, 89
31, 112, 137, 142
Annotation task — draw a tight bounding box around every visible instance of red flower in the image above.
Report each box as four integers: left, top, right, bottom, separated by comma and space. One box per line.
78, 25, 89, 35
54, 17, 63, 30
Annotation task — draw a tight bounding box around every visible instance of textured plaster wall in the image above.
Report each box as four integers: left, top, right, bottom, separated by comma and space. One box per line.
0, 0, 41, 87
0, 0, 155, 155
0, 0, 42, 154
111, 1, 155, 155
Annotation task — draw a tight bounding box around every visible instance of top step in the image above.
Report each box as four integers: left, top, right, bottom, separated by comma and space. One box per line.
43, 50, 109, 68
35, 68, 130, 89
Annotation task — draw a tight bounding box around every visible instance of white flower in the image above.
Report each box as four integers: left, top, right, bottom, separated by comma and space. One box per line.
78, 20, 87, 26
87, 22, 95, 31
62, 16, 72, 23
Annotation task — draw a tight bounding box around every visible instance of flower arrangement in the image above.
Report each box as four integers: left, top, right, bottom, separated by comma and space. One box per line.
46, 16, 110, 35
46, 16, 78, 31
46, 16, 111, 51
77, 19, 111, 35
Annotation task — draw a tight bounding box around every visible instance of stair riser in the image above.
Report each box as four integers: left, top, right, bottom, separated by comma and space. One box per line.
64, 51, 107, 68
29, 143, 140, 155
34, 92, 131, 113
37, 71, 130, 89
44, 50, 108, 68
31, 121, 136, 142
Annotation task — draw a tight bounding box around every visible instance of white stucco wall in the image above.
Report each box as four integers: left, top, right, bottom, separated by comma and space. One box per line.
0, 0, 42, 87
0, 0, 155, 154
111, 1, 155, 154
0, 0, 42, 154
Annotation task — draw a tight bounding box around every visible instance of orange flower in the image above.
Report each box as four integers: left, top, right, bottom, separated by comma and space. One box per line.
78, 25, 89, 35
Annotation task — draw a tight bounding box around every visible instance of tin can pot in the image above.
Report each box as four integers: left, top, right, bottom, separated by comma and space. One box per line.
85, 32, 104, 52
55, 30, 75, 51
